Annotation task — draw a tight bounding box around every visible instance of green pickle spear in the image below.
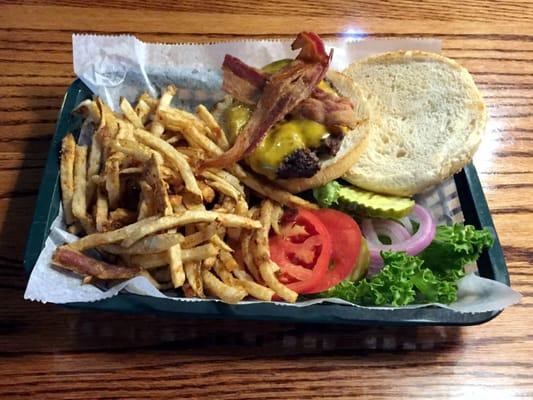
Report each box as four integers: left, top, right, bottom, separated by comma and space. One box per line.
313, 181, 415, 219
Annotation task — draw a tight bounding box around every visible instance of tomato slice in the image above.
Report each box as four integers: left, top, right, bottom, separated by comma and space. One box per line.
270, 208, 332, 294
311, 208, 362, 293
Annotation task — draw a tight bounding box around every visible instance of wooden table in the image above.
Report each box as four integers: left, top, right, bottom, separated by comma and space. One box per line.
1, 1, 532, 398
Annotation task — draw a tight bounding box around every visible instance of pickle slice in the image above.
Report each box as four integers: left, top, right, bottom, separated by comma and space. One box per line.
337, 185, 415, 219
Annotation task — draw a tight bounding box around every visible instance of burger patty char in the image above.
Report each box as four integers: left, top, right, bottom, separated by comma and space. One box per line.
277, 134, 343, 179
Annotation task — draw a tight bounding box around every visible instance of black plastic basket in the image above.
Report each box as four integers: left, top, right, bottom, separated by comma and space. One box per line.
23, 79, 510, 325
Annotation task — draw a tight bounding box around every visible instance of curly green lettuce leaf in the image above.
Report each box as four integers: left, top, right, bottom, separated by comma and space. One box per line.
419, 224, 494, 275
323, 252, 454, 306
322, 225, 494, 306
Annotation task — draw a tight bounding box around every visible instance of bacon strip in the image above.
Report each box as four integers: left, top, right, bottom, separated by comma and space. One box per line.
222, 55, 267, 105
292, 87, 358, 129
203, 33, 332, 169
52, 246, 140, 280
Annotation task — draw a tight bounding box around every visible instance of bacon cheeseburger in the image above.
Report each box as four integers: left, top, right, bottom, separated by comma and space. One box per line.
203, 32, 371, 193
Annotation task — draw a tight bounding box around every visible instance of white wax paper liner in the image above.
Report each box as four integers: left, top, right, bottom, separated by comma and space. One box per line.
24, 35, 521, 312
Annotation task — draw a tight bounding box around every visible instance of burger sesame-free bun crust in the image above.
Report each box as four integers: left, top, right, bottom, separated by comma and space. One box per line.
342, 50, 487, 196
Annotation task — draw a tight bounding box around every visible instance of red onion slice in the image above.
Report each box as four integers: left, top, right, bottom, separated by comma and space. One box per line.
363, 204, 436, 271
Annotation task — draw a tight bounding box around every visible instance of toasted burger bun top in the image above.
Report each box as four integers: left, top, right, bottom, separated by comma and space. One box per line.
342, 50, 487, 197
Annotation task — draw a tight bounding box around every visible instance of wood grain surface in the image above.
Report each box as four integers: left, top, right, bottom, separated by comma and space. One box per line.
0, 1, 532, 399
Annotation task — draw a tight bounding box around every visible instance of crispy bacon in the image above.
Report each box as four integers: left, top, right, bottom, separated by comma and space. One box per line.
222, 55, 267, 105
52, 246, 140, 280
202, 32, 332, 169
292, 87, 358, 129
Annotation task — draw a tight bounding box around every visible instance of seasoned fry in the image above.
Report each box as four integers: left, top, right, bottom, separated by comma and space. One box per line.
185, 261, 204, 297
219, 249, 239, 272
122, 211, 216, 247
69, 215, 160, 251
134, 128, 202, 200
135, 99, 151, 124
95, 187, 108, 232
100, 233, 183, 255
271, 203, 284, 235
235, 167, 318, 210
259, 261, 298, 303
120, 96, 144, 128
196, 104, 229, 150
105, 153, 122, 210
169, 243, 185, 288
211, 236, 233, 254
198, 181, 216, 204
202, 270, 247, 304
241, 228, 261, 282
203, 170, 245, 196
181, 223, 217, 249
113, 139, 153, 162
96, 97, 118, 135
151, 85, 176, 137
72, 145, 93, 233
60, 133, 76, 225
143, 154, 173, 216
73, 99, 101, 122
86, 128, 103, 205
106, 208, 137, 230
233, 269, 275, 301
130, 243, 219, 269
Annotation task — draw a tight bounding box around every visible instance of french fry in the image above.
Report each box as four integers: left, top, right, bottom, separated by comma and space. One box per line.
60, 133, 76, 225
100, 233, 183, 255
185, 261, 204, 298
86, 128, 103, 205
213, 261, 242, 287
113, 139, 153, 162
181, 223, 217, 249
121, 211, 220, 247
106, 208, 137, 230
202, 270, 246, 304
143, 154, 173, 216
120, 96, 144, 128
218, 249, 239, 272
169, 243, 185, 288
95, 187, 108, 232
235, 167, 318, 210
233, 269, 275, 301
73, 99, 101, 122
105, 152, 122, 210
151, 85, 176, 137
67, 222, 83, 235
205, 179, 242, 202
259, 261, 298, 303
137, 92, 158, 110
271, 203, 284, 235
203, 170, 245, 196
135, 99, 151, 124
96, 97, 118, 135
134, 128, 202, 201
241, 229, 261, 282
72, 145, 94, 233
198, 181, 216, 204
130, 243, 219, 269
196, 104, 229, 150
68, 215, 160, 251
211, 236, 233, 254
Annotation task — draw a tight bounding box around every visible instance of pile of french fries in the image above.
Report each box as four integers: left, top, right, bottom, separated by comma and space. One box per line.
54, 85, 317, 303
